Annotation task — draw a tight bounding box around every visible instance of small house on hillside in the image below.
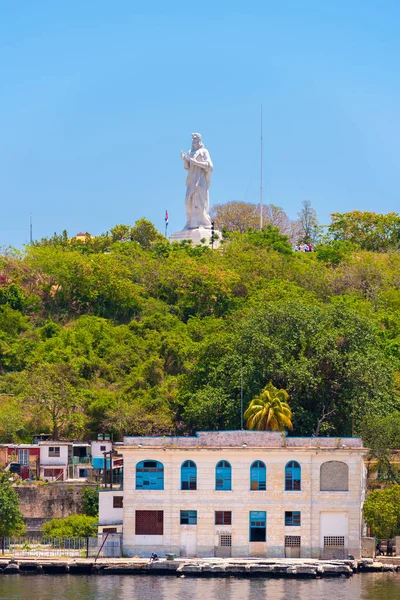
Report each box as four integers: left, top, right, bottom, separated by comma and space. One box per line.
39, 441, 70, 481
0, 444, 40, 480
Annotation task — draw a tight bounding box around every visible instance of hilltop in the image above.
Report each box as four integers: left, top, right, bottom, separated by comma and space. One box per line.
1, 217, 400, 442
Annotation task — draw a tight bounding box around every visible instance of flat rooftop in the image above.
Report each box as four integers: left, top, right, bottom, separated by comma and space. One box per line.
123, 430, 364, 449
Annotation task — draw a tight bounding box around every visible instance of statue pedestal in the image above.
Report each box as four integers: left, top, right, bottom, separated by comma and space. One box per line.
169, 227, 222, 248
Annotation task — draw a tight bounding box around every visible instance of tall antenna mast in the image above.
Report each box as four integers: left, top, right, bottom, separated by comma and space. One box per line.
240, 361, 244, 430
30, 214, 33, 245
259, 104, 263, 230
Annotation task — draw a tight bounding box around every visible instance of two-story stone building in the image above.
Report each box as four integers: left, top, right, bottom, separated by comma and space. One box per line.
111, 431, 367, 559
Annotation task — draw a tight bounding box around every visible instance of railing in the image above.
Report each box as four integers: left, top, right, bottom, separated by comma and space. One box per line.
2, 536, 122, 558
69, 456, 92, 465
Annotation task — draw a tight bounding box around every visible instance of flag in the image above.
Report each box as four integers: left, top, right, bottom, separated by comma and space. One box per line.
165, 210, 169, 225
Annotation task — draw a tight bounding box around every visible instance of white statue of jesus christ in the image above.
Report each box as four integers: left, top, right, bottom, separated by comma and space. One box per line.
180, 133, 213, 229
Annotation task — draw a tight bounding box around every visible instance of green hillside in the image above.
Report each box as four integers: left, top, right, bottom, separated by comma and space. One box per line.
1, 217, 400, 441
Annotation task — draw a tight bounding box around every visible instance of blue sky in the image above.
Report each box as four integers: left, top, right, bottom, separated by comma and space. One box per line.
1, 1, 399, 248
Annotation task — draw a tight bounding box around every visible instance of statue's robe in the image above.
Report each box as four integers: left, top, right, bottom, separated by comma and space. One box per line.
184, 147, 213, 229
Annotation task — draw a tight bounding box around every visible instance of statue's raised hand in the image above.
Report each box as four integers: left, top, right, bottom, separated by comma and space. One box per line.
180, 151, 187, 160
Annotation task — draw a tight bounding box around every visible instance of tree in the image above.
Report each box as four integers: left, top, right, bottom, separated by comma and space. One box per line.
360, 413, 400, 484
244, 382, 293, 431
130, 218, 164, 248
243, 225, 293, 254
363, 485, 400, 539
0, 473, 26, 553
0, 398, 24, 442
22, 363, 82, 440
42, 514, 97, 538
211, 201, 298, 240
82, 487, 99, 517
296, 200, 321, 245
328, 211, 400, 252
110, 224, 132, 242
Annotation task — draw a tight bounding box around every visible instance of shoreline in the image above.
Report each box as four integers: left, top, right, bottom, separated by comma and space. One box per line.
0, 557, 399, 578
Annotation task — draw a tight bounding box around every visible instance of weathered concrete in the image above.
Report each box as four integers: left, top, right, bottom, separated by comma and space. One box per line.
0, 557, 398, 577
124, 431, 363, 449
14, 482, 95, 532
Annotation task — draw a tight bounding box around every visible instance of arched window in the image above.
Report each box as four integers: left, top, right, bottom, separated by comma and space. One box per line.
181, 460, 197, 490
136, 460, 164, 490
320, 461, 349, 491
250, 461, 266, 490
216, 460, 232, 490
285, 461, 301, 491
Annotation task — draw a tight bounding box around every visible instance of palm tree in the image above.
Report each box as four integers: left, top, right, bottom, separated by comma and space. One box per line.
244, 382, 293, 431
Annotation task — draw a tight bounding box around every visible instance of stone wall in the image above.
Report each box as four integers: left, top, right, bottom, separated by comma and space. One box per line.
320, 461, 349, 491
14, 482, 95, 532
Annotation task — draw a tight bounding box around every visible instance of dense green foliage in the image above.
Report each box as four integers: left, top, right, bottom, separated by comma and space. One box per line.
82, 487, 99, 517
329, 211, 400, 252
363, 485, 400, 539
42, 515, 97, 538
0, 474, 26, 551
1, 215, 400, 441
360, 413, 400, 483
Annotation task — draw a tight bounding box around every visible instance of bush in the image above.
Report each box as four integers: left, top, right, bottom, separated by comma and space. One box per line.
42, 514, 97, 538
82, 486, 99, 517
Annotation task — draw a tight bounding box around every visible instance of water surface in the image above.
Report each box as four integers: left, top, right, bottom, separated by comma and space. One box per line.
0, 573, 399, 600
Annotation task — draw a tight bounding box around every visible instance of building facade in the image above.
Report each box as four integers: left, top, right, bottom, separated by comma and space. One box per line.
98, 490, 124, 535
119, 431, 367, 559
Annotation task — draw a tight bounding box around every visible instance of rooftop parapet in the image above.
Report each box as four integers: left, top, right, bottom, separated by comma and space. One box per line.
123, 430, 364, 449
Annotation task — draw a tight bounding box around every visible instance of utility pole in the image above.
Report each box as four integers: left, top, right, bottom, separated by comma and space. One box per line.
103, 450, 113, 489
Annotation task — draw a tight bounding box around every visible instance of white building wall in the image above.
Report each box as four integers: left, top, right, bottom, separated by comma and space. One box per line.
39, 444, 69, 466
120, 445, 365, 559
91, 441, 113, 458
98, 490, 123, 525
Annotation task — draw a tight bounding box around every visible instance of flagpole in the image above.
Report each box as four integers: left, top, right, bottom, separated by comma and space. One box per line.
259, 104, 263, 230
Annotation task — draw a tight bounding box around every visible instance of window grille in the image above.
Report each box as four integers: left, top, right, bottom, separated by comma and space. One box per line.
180, 510, 197, 525
285, 536, 301, 547
250, 461, 266, 490
324, 536, 345, 547
216, 461, 232, 490
215, 511, 232, 525
219, 534, 232, 547
135, 510, 164, 535
285, 461, 301, 491
181, 461, 197, 490
103, 527, 117, 534
285, 511, 301, 526
136, 460, 164, 490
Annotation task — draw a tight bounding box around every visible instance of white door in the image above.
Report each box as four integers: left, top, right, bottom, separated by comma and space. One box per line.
180, 529, 197, 557
320, 512, 348, 559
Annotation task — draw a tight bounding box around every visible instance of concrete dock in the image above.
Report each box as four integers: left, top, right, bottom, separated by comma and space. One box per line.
0, 557, 398, 577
